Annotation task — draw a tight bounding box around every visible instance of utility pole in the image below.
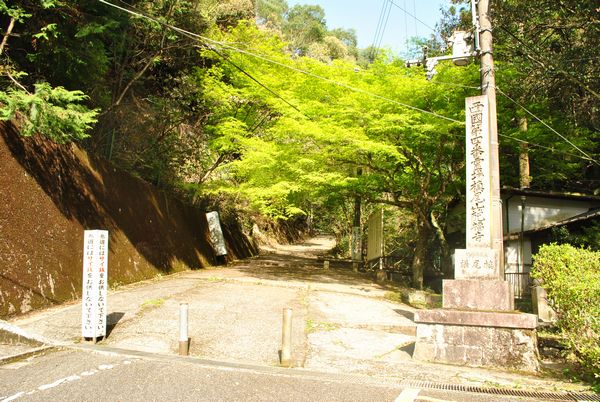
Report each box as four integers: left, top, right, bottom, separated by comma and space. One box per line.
477, 0, 505, 278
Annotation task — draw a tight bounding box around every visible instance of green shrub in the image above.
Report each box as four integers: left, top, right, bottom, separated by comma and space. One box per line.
0, 83, 97, 143
531, 244, 600, 383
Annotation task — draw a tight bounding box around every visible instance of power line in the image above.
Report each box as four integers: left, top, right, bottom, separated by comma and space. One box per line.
100, 0, 597, 165
388, 0, 436, 33
98, 0, 463, 125
100, 0, 305, 119
496, 87, 599, 165
429, 80, 480, 90
377, 1, 393, 52
403, 0, 409, 53
370, 0, 388, 59
498, 25, 600, 102
372, 0, 392, 60
497, 133, 591, 161
413, 0, 418, 38
209, 47, 307, 118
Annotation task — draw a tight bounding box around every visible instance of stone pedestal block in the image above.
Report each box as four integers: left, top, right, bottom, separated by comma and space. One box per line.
413, 309, 539, 372
443, 280, 514, 311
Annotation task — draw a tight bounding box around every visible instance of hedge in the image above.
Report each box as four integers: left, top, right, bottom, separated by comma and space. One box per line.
531, 244, 600, 383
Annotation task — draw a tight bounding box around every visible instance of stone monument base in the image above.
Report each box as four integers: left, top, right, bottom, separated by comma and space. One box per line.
443, 279, 514, 311
413, 309, 539, 372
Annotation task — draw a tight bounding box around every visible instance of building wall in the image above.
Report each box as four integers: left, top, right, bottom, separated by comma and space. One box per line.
504, 238, 532, 273
503, 196, 597, 234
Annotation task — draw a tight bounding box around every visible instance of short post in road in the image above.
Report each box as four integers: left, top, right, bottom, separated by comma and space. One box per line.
179, 303, 189, 356
323, 259, 329, 270
280, 307, 293, 367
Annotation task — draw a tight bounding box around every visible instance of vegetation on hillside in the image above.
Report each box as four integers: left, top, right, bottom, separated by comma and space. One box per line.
1, 0, 598, 288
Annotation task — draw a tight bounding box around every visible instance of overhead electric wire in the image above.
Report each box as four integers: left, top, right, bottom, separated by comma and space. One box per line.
403, 0, 409, 54
209, 47, 307, 118
370, 0, 388, 59
498, 25, 600, 102
388, 0, 436, 34
495, 87, 599, 165
496, 133, 590, 161
413, 0, 418, 38
376, 1, 393, 52
99, 0, 596, 164
429, 80, 480, 90
371, 0, 392, 60
100, 0, 303, 117
98, 0, 463, 124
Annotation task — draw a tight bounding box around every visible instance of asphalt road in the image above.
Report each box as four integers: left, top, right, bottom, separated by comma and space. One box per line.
0, 348, 545, 402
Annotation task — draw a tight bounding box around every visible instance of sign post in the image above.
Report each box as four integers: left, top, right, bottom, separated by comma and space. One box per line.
82, 230, 108, 343
206, 211, 227, 258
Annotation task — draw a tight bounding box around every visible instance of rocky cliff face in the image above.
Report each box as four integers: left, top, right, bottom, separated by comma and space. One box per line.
0, 121, 257, 317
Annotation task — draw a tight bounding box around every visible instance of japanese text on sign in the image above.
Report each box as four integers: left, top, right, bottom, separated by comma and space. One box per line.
81, 230, 108, 339
465, 96, 492, 249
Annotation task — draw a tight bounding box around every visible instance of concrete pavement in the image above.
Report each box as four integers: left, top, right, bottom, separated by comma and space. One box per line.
1, 237, 595, 398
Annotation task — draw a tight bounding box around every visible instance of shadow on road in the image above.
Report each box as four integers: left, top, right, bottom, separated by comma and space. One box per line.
106, 312, 125, 338
234, 253, 377, 287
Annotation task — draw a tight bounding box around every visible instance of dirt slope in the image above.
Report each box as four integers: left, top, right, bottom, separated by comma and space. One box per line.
0, 121, 257, 317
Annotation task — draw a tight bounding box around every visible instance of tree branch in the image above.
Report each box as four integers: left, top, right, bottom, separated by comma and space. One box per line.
0, 17, 16, 56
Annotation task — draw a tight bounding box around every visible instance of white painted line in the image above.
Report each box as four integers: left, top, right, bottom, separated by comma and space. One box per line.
38, 375, 80, 391
2, 358, 134, 401
2, 391, 24, 401
417, 396, 457, 402
395, 387, 421, 402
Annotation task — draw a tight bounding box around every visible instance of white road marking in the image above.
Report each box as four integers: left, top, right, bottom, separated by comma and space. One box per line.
2, 391, 24, 401
395, 388, 421, 402
38, 375, 81, 391
2, 358, 135, 401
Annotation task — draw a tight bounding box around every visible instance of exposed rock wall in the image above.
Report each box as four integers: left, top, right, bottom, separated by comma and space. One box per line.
0, 121, 257, 317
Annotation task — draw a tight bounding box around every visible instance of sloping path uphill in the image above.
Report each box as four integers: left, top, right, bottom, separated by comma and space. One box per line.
2, 236, 590, 394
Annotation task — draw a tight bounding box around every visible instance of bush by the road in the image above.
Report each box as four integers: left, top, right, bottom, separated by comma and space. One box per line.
531, 244, 600, 383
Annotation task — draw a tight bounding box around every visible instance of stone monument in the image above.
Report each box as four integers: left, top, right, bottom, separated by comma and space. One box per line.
413, 96, 539, 372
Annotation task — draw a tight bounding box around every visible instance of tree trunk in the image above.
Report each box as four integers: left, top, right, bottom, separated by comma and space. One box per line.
431, 211, 452, 279
412, 219, 431, 290
518, 117, 531, 189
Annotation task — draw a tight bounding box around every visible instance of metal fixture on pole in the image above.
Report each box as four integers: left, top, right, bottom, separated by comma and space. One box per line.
405, 0, 505, 277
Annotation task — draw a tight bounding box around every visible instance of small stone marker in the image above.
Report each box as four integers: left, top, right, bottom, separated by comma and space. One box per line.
81, 230, 108, 342
280, 308, 293, 367
179, 303, 189, 356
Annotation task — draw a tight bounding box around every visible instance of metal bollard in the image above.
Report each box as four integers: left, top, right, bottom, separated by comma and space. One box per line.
280, 308, 293, 367
179, 303, 189, 356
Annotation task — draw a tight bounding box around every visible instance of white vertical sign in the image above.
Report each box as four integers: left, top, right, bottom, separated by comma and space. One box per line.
82, 230, 108, 339
206, 212, 227, 256
465, 95, 492, 249
366, 208, 384, 261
